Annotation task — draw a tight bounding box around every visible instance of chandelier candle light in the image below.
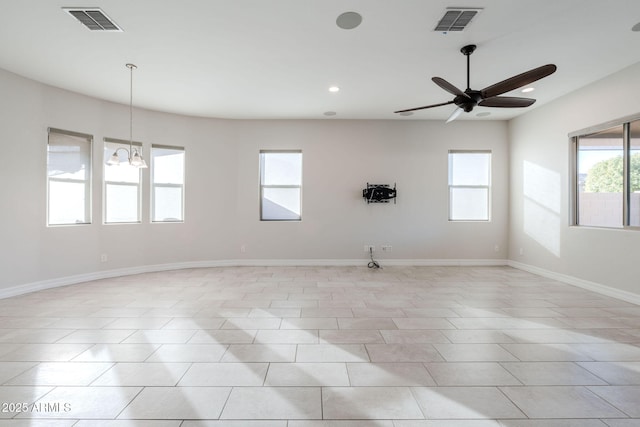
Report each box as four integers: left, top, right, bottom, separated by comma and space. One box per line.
107, 63, 147, 168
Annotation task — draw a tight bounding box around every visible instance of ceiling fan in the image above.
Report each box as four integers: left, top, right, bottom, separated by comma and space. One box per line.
394, 44, 557, 122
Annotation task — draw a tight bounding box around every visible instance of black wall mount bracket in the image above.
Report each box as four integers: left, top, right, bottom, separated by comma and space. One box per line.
363, 183, 397, 204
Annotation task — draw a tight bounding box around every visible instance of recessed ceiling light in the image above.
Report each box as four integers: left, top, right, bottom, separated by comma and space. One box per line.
336, 11, 362, 30
328, 86, 340, 93
632, 22, 640, 32
323, 111, 337, 116
476, 112, 491, 117
521, 87, 535, 93
398, 111, 414, 116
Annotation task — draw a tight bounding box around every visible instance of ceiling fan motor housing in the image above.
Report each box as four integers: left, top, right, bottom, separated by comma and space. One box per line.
455, 90, 482, 112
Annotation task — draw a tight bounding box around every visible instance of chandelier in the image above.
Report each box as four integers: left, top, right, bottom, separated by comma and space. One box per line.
106, 63, 147, 168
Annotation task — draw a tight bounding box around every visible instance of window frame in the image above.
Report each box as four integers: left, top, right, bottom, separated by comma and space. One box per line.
569, 113, 640, 230
46, 127, 93, 226
259, 150, 303, 222
150, 144, 185, 223
447, 149, 492, 222
103, 137, 143, 224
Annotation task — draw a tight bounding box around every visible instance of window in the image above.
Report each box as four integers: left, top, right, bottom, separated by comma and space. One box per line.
630, 120, 640, 227
47, 128, 92, 225
571, 117, 640, 228
260, 151, 302, 221
103, 138, 142, 223
448, 150, 491, 221
151, 145, 185, 222
575, 125, 624, 228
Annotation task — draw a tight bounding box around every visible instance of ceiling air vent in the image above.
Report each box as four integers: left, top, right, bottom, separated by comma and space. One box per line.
434, 8, 482, 32
63, 8, 122, 31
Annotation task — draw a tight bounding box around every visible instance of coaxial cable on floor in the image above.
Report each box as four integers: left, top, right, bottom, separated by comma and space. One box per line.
367, 247, 380, 269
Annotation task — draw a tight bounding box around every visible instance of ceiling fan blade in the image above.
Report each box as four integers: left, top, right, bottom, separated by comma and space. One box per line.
446, 107, 464, 123
432, 77, 469, 98
480, 64, 557, 98
478, 96, 536, 108
394, 100, 455, 114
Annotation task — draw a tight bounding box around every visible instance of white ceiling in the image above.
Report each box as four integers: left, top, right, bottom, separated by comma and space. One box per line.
1, 0, 640, 121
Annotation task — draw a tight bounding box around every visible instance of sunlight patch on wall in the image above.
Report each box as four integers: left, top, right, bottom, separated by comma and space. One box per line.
523, 161, 561, 257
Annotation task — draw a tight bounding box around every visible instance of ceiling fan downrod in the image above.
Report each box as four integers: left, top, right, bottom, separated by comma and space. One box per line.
460, 44, 476, 91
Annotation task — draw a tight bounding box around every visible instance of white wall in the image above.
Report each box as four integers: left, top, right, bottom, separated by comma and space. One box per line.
0, 68, 238, 292
233, 119, 509, 261
0, 68, 509, 293
509, 61, 640, 296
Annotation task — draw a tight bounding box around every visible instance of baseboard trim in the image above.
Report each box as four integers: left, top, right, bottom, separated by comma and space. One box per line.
508, 260, 640, 306
382, 259, 508, 267
0, 261, 231, 300
233, 259, 509, 267
0, 258, 508, 299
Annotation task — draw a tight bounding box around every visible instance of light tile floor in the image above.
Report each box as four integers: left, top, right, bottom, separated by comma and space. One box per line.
0, 265, 639, 426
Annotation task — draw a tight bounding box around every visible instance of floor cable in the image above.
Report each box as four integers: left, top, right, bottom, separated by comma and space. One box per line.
367, 247, 380, 269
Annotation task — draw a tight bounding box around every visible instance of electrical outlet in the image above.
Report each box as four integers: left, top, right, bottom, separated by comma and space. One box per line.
100, 254, 108, 263
240, 245, 246, 253
364, 245, 375, 252
494, 244, 499, 252
519, 247, 524, 256
381, 245, 392, 252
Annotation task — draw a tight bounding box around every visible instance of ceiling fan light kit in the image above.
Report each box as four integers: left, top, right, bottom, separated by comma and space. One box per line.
395, 44, 557, 122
